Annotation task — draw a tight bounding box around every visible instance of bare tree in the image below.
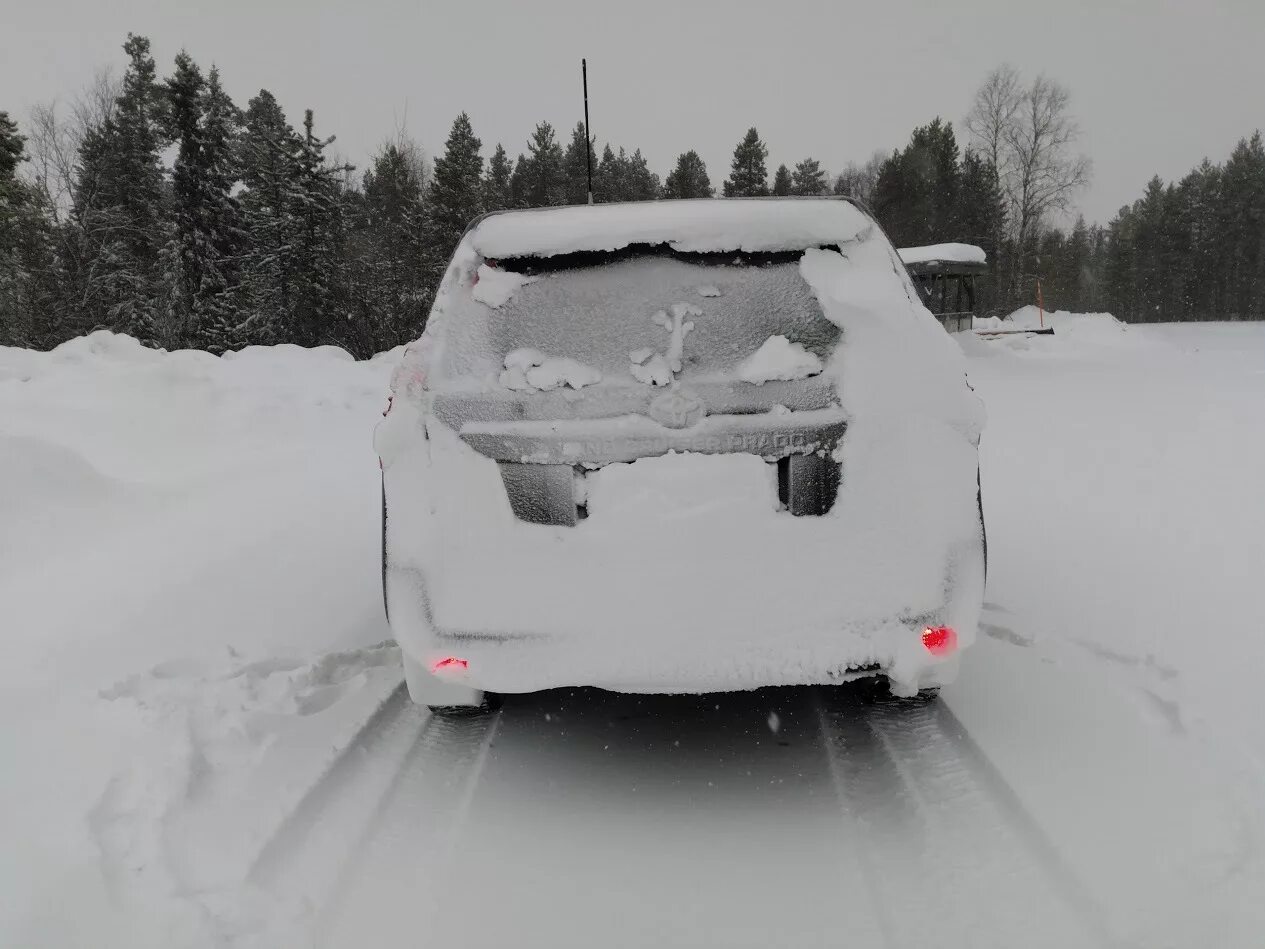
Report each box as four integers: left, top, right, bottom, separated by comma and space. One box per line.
384, 126, 431, 190
832, 150, 886, 207
965, 64, 1022, 183
967, 66, 1090, 296
24, 69, 119, 223
1006, 76, 1091, 252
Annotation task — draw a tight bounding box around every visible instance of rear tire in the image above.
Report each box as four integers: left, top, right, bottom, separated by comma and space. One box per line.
857, 675, 940, 704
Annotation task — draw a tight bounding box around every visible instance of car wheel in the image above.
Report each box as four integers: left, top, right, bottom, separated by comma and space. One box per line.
856, 675, 939, 704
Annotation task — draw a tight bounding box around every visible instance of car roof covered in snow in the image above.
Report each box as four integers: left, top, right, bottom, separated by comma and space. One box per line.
467, 197, 875, 260
897, 242, 988, 272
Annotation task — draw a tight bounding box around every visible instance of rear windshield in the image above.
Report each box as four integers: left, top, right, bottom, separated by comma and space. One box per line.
435, 246, 841, 387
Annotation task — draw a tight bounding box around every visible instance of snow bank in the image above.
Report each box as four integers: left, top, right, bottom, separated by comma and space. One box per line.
737, 334, 823, 384
973, 306, 1142, 356
898, 242, 988, 266
955, 320, 1265, 943
992, 305, 1125, 335
0, 332, 398, 947
0, 332, 388, 482
470, 198, 872, 259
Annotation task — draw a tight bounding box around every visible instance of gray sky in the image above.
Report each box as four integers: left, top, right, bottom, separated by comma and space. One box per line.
5, 0, 1264, 225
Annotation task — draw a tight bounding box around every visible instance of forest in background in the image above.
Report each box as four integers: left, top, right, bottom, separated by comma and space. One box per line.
3, 37, 1265, 356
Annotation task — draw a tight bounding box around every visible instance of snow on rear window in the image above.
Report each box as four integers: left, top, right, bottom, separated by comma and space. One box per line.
434, 251, 841, 388
471, 263, 536, 307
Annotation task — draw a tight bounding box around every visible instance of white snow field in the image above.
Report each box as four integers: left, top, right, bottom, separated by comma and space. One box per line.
3, 317, 1265, 947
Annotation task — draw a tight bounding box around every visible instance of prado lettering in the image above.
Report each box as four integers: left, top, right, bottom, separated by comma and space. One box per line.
460, 416, 845, 466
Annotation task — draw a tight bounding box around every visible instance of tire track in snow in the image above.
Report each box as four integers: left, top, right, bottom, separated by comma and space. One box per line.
316, 707, 502, 946
814, 687, 1113, 949
316, 688, 891, 948
248, 682, 419, 896
281, 683, 1114, 949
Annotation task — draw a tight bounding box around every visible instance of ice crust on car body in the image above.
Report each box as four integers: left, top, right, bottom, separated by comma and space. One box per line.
378, 200, 985, 696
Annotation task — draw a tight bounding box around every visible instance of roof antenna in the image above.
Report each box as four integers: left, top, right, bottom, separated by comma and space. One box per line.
582, 58, 594, 204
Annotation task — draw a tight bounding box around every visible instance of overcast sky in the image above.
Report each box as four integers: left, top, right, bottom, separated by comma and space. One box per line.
5, 0, 1264, 224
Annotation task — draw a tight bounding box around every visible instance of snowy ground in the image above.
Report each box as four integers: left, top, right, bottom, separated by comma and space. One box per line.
3, 317, 1265, 947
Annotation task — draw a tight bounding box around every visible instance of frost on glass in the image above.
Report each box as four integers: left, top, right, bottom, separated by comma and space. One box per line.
435, 255, 841, 389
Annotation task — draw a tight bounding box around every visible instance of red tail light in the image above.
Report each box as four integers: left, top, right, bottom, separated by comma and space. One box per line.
922, 626, 957, 656
430, 656, 469, 674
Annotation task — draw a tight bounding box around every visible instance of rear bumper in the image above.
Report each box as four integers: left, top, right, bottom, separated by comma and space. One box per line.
383, 423, 985, 696
388, 570, 965, 694
388, 563, 966, 695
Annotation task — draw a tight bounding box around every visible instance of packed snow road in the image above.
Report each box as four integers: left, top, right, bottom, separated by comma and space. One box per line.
261, 671, 1110, 949
3, 316, 1265, 948
229, 619, 1259, 949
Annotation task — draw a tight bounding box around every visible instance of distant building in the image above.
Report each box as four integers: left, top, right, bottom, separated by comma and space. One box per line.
898, 243, 988, 333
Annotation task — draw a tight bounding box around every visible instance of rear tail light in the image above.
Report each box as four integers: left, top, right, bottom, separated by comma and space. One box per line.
430, 656, 469, 674
922, 626, 957, 656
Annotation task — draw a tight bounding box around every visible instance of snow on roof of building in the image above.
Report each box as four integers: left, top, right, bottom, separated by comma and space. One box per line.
897, 243, 988, 267
468, 198, 873, 260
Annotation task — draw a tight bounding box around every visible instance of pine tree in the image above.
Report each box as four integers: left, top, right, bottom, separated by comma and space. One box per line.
423, 112, 484, 282
663, 151, 712, 199
873, 118, 960, 247
0, 112, 36, 345
287, 109, 352, 347
872, 149, 914, 243
594, 144, 623, 202
771, 164, 792, 196
790, 157, 827, 196
1220, 132, 1265, 318
562, 121, 596, 205
516, 122, 565, 207
355, 137, 429, 347
723, 128, 769, 197
2, 117, 64, 348
237, 89, 302, 344
623, 149, 660, 201
953, 150, 1007, 311
164, 54, 245, 351
1179, 160, 1223, 319
483, 143, 513, 211
1064, 215, 1093, 312
509, 153, 529, 208
1103, 205, 1138, 320
196, 67, 247, 350
71, 34, 168, 344
1133, 176, 1168, 321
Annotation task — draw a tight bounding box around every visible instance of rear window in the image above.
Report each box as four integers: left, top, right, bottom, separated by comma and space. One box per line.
434, 246, 841, 387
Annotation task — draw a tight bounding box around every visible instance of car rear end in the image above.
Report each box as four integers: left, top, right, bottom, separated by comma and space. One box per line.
377, 198, 985, 705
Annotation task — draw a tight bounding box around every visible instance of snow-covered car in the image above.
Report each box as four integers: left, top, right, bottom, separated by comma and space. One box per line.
376, 198, 986, 711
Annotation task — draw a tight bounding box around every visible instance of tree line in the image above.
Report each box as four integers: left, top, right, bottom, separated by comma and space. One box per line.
872, 66, 1265, 323
2, 41, 1263, 358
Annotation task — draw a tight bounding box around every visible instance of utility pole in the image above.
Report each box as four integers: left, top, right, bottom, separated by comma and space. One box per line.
582, 59, 593, 204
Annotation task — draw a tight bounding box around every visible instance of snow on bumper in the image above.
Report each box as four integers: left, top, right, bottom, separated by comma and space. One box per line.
382, 420, 984, 695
